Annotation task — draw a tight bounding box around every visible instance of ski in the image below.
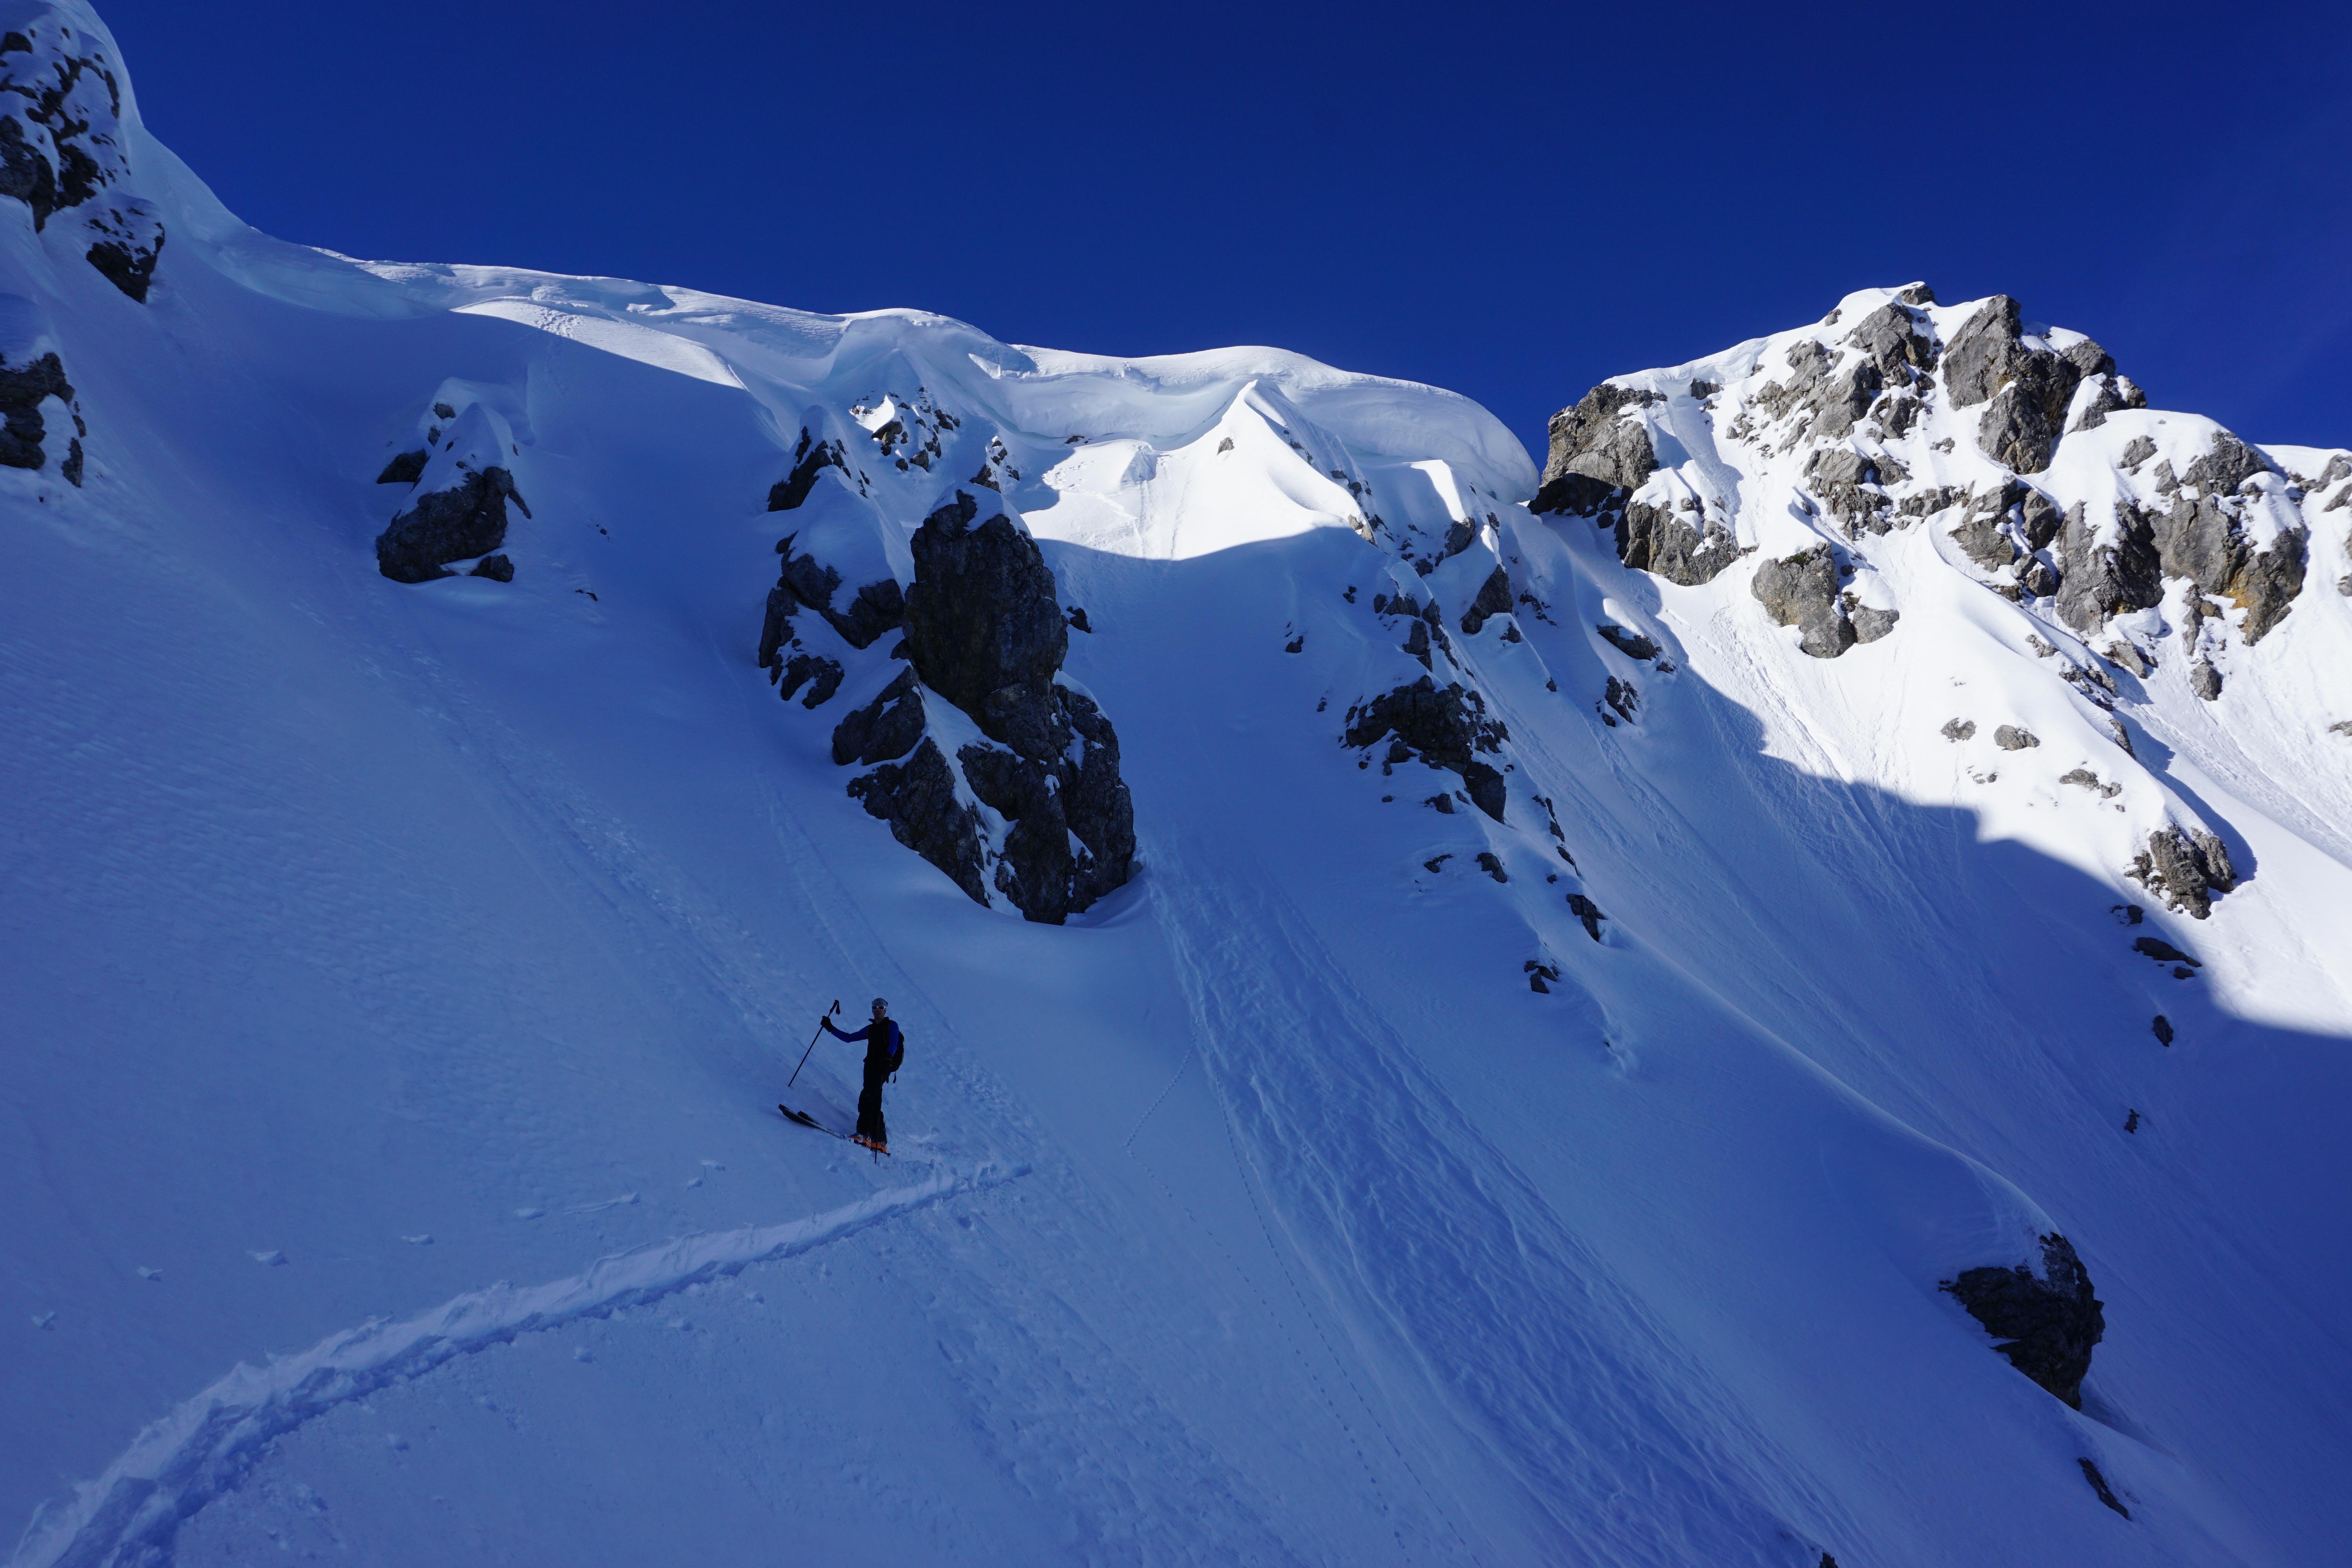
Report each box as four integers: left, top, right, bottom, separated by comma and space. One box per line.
779, 1104, 891, 1156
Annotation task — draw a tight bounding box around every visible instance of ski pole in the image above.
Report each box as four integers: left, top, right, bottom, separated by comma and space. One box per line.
787, 1000, 839, 1087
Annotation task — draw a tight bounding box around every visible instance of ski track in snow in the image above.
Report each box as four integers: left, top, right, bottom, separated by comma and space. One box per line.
9, 1162, 1024, 1568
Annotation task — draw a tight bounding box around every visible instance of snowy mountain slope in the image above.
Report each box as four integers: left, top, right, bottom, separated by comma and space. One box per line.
5, 3, 2352, 1564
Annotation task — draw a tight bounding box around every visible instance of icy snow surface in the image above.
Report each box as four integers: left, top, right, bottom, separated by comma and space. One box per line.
5, 4, 2351, 1564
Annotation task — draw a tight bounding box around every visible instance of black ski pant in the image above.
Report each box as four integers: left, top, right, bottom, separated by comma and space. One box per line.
857, 1058, 890, 1146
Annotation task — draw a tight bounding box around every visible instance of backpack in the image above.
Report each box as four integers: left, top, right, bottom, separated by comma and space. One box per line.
885, 1021, 905, 1080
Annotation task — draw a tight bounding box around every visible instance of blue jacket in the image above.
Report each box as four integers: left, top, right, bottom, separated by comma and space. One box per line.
824, 1015, 903, 1073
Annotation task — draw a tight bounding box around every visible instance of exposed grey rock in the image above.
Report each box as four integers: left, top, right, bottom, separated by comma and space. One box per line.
2062, 338, 2117, 379
2148, 431, 2304, 643
2134, 935, 2198, 966
2078, 1459, 2130, 1519
1565, 893, 1606, 941
1897, 485, 1969, 520
2152, 1015, 2174, 1046
1596, 623, 1659, 661
1751, 546, 1855, 658
1345, 676, 1509, 821
1842, 301, 1938, 385
760, 532, 905, 658
1944, 296, 2085, 472
766, 427, 846, 510
1613, 498, 1739, 586
1806, 447, 1898, 535
1459, 566, 1513, 635
2134, 824, 2234, 918
468, 553, 513, 583
83, 200, 164, 301
1950, 488, 2021, 571
1849, 605, 1900, 643
375, 467, 531, 583
1532, 383, 1659, 515
831, 668, 927, 765
1993, 725, 2038, 750
1475, 851, 1507, 883
1941, 719, 1977, 742
1601, 676, 1638, 724
775, 653, 842, 708
376, 449, 428, 485
1940, 1233, 2105, 1408
1524, 959, 1560, 993
2055, 500, 2163, 633
846, 738, 989, 904
874, 491, 1137, 922
904, 492, 1067, 713
0, 349, 71, 470
2069, 372, 2145, 432
2059, 768, 2122, 799
2189, 659, 2222, 701
2103, 641, 2151, 678
2121, 436, 2158, 470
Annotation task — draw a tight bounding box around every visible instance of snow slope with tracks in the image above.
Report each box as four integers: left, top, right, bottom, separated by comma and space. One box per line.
5, 4, 2351, 1564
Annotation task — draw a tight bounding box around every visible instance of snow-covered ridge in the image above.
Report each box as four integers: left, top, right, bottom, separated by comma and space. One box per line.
1531, 282, 2352, 925
7, 2, 2352, 1564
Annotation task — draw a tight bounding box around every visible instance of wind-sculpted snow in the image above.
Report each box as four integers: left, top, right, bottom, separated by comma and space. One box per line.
6, 4, 2352, 1563
10, 1165, 1024, 1568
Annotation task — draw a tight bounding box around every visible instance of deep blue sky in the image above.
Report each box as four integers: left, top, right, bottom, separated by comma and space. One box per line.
103, 0, 2352, 462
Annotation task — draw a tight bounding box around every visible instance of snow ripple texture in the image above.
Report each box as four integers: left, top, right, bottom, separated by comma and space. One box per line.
9, 1163, 1023, 1568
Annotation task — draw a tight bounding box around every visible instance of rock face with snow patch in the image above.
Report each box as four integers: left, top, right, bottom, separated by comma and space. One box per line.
1343, 676, 1509, 820
1752, 546, 1856, 659
1534, 383, 1737, 586
2135, 824, 2236, 920
0, 345, 79, 481
1942, 1234, 2105, 1408
835, 490, 1136, 924
1535, 284, 2331, 675
0, 20, 165, 301
373, 401, 532, 583
759, 533, 904, 656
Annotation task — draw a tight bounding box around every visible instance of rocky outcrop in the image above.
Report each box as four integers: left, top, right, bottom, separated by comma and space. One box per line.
1805, 447, 1906, 536
846, 738, 989, 905
374, 467, 530, 582
0, 348, 78, 481
1941, 1233, 2105, 1408
2148, 433, 2304, 643
375, 449, 428, 485
758, 533, 905, 662
1459, 566, 1513, 635
1751, 546, 1861, 658
767, 427, 847, 510
1755, 339, 1878, 442
0, 25, 166, 301
1993, 725, 2038, 750
1944, 296, 2084, 473
846, 490, 1136, 924
2054, 499, 2163, 631
1533, 384, 1735, 586
2052, 430, 2307, 643
82, 199, 163, 301
1596, 623, 1659, 661
1948, 480, 2063, 589
1344, 676, 1509, 821
1615, 497, 1739, 585
2134, 824, 2235, 919
1532, 383, 1658, 516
